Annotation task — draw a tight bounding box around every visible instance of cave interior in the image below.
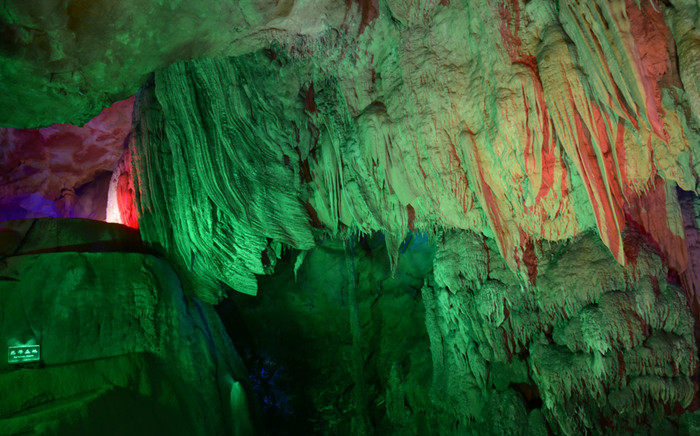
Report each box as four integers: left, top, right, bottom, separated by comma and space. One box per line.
2, 0, 700, 435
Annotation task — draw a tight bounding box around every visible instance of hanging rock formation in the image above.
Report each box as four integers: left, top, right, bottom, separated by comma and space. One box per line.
425, 229, 698, 434
2, 0, 700, 434
131, 0, 699, 301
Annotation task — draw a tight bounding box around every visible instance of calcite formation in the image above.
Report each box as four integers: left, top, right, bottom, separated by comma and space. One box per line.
225, 229, 700, 435
2, 0, 700, 434
425, 229, 698, 434
131, 0, 699, 302
0, 97, 134, 221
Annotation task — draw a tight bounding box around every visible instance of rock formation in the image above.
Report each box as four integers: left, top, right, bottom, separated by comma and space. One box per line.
0, 97, 134, 221
0, 219, 258, 435
1, 0, 700, 434
130, 0, 700, 302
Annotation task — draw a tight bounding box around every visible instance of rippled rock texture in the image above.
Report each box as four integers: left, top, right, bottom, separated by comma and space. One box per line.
2, 0, 700, 434
132, 0, 699, 302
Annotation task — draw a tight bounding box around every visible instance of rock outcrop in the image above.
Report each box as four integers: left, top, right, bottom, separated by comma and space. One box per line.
0, 219, 258, 435
0, 98, 134, 222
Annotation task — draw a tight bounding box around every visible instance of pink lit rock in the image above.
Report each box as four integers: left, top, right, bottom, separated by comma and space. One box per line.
0, 96, 135, 221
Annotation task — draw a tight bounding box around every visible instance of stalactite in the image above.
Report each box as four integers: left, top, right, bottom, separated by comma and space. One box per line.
425, 228, 697, 434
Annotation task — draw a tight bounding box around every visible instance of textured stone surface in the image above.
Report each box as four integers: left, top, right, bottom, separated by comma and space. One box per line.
226, 229, 699, 435
2, 1, 699, 299
0, 97, 134, 221
0, 0, 364, 128
132, 0, 699, 301
2, 0, 700, 434
425, 229, 698, 434
0, 219, 258, 435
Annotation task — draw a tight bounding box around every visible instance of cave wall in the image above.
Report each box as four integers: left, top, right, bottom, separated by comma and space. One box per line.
0, 219, 259, 435
130, 0, 700, 303
2, 0, 700, 434
0, 98, 134, 222
225, 228, 700, 435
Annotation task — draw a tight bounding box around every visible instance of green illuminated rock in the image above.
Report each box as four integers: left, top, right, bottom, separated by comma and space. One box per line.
3, 0, 700, 434
131, 0, 700, 303
227, 228, 698, 435
0, 219, 258, 435
0, 0, 355, 128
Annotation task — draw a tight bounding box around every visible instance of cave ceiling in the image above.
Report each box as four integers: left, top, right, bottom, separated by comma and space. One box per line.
1, 0, 699, 285
2, 0, 700, 300
3, 0, 700, 434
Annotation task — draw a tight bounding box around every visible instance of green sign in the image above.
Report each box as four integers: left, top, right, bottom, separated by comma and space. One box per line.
8, 345, 40, 364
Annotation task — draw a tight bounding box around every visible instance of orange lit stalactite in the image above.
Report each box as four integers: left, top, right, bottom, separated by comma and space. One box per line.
116, 147, 139, 229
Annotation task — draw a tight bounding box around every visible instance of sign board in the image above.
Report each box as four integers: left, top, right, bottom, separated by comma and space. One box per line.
8, 345, 40, 364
